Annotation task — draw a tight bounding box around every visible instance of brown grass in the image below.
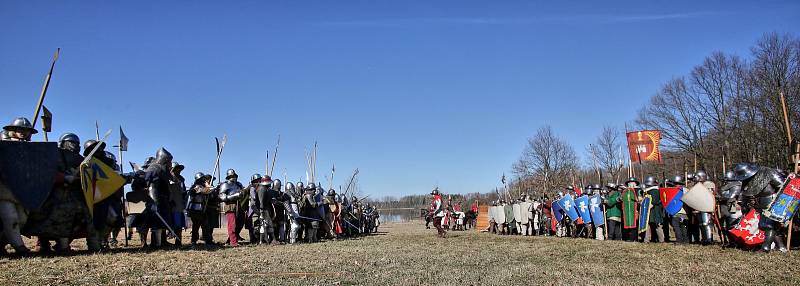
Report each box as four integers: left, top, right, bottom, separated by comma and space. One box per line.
2, 221, 799, 285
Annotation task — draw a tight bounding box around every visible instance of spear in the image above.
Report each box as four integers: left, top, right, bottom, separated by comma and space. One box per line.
31, 48, 60, 130
270, 135, 281, 177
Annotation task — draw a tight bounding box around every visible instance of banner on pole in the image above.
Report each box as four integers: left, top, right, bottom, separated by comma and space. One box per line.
626, 130, 662, 162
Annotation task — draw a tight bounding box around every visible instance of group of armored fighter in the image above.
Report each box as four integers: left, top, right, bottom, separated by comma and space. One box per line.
0, 116, 380, 255
480, 167, 797, 253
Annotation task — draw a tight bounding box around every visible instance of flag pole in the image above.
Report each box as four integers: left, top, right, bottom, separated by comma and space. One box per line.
778, 89, 794, 253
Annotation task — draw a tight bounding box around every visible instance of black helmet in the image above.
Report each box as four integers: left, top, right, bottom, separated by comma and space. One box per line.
251, 173, 263, 182
327, 189, 336, 196
431, 188, 440, 195
155, 147, 173, 165
3, 117, 37, 134
307, 182, 316, 190
83, 139, 106, 156
171, 161, 184, 172
58, 133, 81, 153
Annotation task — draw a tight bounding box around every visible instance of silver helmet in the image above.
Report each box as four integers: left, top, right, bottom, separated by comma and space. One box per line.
171, 161, 184, 172
694, 170, 708, 182
83, 139, 106, 156
285, 182, 295, 193
723, 170, 735, 181
731, 163, 758, 181
3, 117, 38, 134
671, 175, 685, 186
251, 173, 263, 183
225, 169, 238, 180
644, 176, 659, 187
272, 179, 282, 190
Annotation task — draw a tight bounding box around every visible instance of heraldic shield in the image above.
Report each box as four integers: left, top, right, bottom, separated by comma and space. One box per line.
765, 173, 800, 223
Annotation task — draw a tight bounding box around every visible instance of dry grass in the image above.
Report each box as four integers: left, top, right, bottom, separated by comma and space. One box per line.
2, 222, 799, 285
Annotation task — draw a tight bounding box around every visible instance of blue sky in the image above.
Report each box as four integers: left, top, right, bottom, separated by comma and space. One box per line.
1, 1, 798, 198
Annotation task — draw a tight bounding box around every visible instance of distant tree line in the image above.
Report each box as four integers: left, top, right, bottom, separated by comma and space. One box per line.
372, 32, 800, 205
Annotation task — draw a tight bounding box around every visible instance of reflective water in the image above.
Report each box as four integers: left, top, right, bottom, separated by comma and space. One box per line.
379, 208, 423, 222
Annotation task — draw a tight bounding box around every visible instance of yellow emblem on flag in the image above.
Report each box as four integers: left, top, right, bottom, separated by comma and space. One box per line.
80, 157, 125, 216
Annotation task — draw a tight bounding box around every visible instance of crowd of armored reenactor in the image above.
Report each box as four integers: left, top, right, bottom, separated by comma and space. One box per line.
0, 116, 380, 255
483, 167, 798, 253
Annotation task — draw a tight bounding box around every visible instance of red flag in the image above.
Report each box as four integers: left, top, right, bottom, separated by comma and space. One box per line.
626, 130, 662, 162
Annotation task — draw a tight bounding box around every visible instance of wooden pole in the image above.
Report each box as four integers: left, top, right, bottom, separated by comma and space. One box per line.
31, 48, 60, 129
776, 89, 795, 253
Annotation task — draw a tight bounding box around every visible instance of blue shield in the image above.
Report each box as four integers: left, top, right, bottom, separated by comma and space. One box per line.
575, 195, 592, 224
552, 202, 564, 222
557, 195, 580, 222
638, 195, 652, 233
589, 195, 605, 226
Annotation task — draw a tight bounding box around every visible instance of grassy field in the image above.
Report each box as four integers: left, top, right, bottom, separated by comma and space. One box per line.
2, 221, 799, 285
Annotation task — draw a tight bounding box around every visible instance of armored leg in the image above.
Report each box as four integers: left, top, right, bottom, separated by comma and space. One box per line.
150, 228, 162, 248
289, 220, 301, 244
306, 221, 319, 243
0, 201, 29, 254
698, 212, 713, 245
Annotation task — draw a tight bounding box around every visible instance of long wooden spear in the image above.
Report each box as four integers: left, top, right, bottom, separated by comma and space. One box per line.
270, 135, 281, 177
31, 48, 60, 129
779, 89, 795, 253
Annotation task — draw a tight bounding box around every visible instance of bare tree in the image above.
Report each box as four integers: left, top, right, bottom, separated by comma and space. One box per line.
512, 126, 578, 195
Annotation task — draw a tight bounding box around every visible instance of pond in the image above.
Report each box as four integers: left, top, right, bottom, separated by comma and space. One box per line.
378, 208, 424, 223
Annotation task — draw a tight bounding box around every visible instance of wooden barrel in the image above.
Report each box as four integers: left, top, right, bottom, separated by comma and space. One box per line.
475, 205, 489, 230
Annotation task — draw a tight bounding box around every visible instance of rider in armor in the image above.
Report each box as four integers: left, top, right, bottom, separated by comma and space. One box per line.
219, 169, 245, 247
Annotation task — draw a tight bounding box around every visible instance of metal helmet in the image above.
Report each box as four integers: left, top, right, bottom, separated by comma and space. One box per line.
694, 170, 708, 182
3, 117, 38, 134
285, 182, 295, 192
723, 170, 735, 181
83, 139, 106, 156
155, 147, 173, 165
625, 177, 639, 184
143, 156, 155, 167
225, 169, 238, 180
272, 179, 282, 190
605, 183, 618, 190
104, 151, 117, 162
57, 133, 81, 153
592, 183, 601, 190
171, 161, 184, 172
307, 182, 316, 190
431, 188, 440, 195
644, 176, 658, 187
731, 163, 758, 181
251, 173, 263, 182
672, 175, 685, 186
194, 172, 206, 181
327, 189, 336, 196
0, 130, 9, 140
296, 182, 304, 190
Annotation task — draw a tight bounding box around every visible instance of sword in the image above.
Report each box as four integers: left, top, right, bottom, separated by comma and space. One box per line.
152, 209, 181, 243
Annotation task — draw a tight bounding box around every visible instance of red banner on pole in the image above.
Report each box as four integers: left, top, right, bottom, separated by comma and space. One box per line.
626, 130, 662, 162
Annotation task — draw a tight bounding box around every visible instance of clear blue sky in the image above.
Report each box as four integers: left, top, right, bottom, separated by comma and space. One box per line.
2, 1, 798, 198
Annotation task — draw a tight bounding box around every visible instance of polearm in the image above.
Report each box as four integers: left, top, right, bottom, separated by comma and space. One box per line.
343, 169, 359, 197
269, 135, 280, 177
211, 135, 227, 184
31, 48, 60, 130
